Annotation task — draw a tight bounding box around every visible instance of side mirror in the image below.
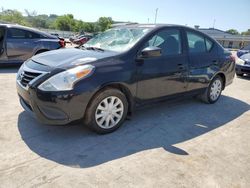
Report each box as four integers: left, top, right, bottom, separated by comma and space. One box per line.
140, 46, 162, 58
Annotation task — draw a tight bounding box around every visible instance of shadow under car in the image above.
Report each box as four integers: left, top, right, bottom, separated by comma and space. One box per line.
18, 95, 250, 168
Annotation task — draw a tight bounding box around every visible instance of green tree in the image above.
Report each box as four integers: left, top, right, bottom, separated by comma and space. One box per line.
0, 9, 30, 26
241, 29, 250, 35
86, 23, 96, 33
226, 29, 239, 35
54, 14, 76, 31
98, 17, 113, 31
0, 8, 114, 33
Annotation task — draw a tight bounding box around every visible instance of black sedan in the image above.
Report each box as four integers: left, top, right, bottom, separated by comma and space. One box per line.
237, 45, 250, 58
16, 24, 235, 134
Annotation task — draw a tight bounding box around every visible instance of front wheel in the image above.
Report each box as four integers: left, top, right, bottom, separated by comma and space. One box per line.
200, 76, 223, 104
84, 88, 128, 134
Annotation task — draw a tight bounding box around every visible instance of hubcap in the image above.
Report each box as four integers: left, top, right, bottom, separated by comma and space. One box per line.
95, 96, 124, 129
210, 79, 222, 101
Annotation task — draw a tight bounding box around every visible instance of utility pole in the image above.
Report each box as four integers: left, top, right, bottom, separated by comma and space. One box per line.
213, 19, 216, 29
154, 8, 158, 24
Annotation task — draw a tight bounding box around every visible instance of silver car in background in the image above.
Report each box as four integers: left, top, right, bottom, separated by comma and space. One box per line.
0, 24, 65, 65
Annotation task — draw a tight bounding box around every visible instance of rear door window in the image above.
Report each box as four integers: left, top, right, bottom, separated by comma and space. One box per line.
7, 28, 42, 39
7, 28, 26, 39
187, 31, 214, 53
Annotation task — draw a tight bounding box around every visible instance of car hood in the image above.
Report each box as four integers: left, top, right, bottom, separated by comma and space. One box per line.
31, 48, 118, 68
240, 53, 250, 63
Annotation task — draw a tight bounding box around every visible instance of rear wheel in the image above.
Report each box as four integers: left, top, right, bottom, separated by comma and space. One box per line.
200, 76, 223, 104
84, 88, 128, 134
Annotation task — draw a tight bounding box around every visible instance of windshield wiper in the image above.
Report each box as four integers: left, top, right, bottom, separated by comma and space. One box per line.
85, 46, 105, 52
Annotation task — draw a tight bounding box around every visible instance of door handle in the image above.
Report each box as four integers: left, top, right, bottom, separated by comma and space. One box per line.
178, 64, 185, 70
174, 72, 182, 77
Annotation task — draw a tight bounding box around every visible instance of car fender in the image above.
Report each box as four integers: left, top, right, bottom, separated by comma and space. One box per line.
89, 81, 136, 116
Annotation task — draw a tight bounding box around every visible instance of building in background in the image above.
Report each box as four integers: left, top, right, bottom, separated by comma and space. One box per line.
198, 27, 250, 49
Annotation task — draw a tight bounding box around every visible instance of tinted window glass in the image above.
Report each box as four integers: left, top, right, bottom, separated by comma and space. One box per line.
187, 31, 206, 53
205, 38, 213, 51
28, 31, 42, 39
7, 28, 42, 39
0, 27, 5, 40
145, 29, 182, 56
7, 28, 26, 39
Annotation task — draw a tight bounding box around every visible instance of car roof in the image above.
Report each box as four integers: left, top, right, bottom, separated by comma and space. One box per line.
113, 23, 190, 29
0, 23, 57, 38
113, 23, 214, 39
116, 24, 221, 49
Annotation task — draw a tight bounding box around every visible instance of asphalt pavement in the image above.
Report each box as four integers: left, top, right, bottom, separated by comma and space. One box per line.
0, 67, 249, 188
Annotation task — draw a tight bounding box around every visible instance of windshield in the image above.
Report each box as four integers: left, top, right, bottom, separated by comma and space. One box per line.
84, 27, 150, 52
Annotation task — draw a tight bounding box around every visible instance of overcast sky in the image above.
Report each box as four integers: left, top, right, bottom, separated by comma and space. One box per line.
0, 0, 249, 32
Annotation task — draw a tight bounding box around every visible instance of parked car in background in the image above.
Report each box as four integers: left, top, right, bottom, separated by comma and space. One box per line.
50, 33, 66, 46
0, 24, 65, 65
237, 45, 250, 57
236, 52, 250, 76
69, 34, 82, 43
69, 34, 92, 46
73, 35, 92, 46
16, 24, 235, 134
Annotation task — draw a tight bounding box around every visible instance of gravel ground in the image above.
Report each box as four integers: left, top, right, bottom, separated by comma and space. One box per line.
0, 66, 249, 188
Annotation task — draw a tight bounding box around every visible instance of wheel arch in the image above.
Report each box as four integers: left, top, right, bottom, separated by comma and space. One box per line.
211, 72, 226, 90
85, 82, 135, 119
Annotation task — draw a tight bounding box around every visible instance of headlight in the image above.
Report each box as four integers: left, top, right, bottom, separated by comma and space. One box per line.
236, 58, 245, 65
38, 64, 95, 91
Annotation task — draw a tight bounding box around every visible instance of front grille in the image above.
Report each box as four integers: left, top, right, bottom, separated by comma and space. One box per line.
20, 71, 42, 87
242, 69, 250, 73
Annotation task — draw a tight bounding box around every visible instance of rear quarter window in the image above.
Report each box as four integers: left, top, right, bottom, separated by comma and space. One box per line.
205, 38, 213, 52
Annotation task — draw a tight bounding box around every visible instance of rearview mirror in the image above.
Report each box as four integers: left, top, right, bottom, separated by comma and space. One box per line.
140, 46, 162, 58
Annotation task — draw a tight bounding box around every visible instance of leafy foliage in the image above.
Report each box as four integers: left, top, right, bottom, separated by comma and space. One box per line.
0, 9, 31, 26
98, 17, 113, 31
0, 8, 113, 33
241, 29, 250, 36
226, 29, 239, 35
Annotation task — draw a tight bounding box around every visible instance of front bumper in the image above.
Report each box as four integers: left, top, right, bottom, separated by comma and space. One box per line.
236, 64, 250, 75
17, 81, 93, 125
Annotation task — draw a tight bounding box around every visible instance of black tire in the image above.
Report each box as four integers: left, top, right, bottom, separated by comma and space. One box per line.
200, 76, 223, 104
84, 88, 128, 134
